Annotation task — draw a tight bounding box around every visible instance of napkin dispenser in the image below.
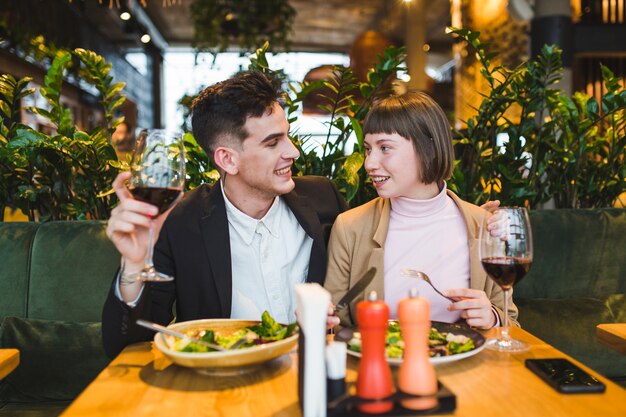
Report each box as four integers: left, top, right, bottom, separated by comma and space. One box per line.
295, 283, 330, 417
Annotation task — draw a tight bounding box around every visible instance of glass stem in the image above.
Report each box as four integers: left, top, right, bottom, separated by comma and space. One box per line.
145, 220, 155, 269
501, 288, 510, 342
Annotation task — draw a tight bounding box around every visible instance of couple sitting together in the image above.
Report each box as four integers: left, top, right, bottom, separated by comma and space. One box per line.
102, 71, 517, 358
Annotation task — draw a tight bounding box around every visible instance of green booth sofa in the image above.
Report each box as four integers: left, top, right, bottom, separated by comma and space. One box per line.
0, 221, 118, 417
514, 208, 626, 383
0, 209, 625, 415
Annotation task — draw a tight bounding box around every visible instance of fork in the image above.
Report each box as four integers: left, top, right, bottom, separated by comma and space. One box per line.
136, 319, 248, 351
400, 269, 456, 302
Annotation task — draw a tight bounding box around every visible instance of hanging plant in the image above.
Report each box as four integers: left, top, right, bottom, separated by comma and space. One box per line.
190, 0, 296, 54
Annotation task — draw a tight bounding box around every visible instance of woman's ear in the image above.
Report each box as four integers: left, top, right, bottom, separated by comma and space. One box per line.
213, 146, 239, 175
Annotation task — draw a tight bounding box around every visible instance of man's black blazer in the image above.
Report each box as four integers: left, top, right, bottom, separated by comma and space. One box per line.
102, 176, 348, 358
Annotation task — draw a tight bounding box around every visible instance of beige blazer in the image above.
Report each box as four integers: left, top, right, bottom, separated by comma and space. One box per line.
324, 191, 519, 327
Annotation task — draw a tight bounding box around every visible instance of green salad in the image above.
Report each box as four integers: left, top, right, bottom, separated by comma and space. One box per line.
347, 321, 475, 358
174, 311, 297, 353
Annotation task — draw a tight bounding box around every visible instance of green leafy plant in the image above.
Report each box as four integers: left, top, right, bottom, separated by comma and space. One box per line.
183, 132, 220, 189
449, 27, 626, 208
0, 75, 36, 220
1, 48, 125, 221
190, 0, 296, 55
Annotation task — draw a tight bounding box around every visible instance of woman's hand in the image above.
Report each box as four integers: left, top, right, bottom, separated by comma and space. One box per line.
443, 288, 497, 329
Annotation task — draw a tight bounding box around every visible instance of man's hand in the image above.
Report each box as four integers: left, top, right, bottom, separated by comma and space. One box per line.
444, 288, 497, 329
106, 172, 179, 301
480, 200, 500, 213
106, 172, 158, 268
327, 304, 340, 331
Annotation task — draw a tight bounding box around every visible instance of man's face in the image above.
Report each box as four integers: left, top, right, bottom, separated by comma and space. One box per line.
232, 102, 299, 199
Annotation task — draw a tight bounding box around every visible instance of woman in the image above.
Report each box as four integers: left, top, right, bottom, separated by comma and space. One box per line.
324, 92, 517, 329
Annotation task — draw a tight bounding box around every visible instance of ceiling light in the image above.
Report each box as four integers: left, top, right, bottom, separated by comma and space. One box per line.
140, 33, 151, 44
120, 11, 131, 21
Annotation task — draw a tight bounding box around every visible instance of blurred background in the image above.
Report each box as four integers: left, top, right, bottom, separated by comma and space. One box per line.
2, 0, 624, 133
1, 0, 625, 222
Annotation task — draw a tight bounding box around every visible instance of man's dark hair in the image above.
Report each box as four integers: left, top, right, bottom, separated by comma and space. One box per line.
191, 71, 283, 162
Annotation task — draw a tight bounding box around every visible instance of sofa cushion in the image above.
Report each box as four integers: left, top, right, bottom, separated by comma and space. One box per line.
0, 317, 110, 402
0, 223, 39, 320
516, 294, 626, 378
27, 221, 119, 322
517, 209, 626, 300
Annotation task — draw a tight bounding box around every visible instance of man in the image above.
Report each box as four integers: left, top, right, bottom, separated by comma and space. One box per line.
102, 71, 347, 358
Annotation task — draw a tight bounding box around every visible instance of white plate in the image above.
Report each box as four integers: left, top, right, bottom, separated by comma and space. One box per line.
346, 321, 487, 366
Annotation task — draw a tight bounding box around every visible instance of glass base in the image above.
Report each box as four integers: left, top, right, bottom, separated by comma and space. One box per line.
486, 337, 530, 353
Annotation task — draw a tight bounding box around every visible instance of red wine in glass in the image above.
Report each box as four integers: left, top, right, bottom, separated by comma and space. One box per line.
130, 186, 183, 215
481, 257, 532, 290
129, 129, 185, 282
479, 207, 533, 353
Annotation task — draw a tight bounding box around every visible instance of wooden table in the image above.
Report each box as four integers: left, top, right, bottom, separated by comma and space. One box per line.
597, 323, 626, 355
0, 349, 20, 380
61, 327, 626, 417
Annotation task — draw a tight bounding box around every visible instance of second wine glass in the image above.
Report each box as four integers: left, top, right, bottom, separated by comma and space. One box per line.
129, 129, 185, 282
479, 207, 533, 353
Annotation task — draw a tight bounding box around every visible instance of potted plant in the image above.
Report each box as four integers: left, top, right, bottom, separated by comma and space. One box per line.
190, 0, 296, 54
449, 27, 626, 208
1, 48, 125, 221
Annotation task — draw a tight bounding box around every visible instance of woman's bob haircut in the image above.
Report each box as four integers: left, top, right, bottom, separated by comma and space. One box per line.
363, 91, 455, 184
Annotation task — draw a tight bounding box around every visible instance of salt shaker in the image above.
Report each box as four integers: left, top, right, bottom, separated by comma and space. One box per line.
326, 341, 347, 405
356, 291, 393, 414
398, 288, 438, 410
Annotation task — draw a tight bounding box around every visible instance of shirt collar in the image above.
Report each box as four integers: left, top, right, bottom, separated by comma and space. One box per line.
220, 181, 281, 245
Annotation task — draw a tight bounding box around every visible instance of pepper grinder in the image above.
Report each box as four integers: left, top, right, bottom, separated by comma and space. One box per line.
398, 288, 438, 410
356, 291, 394, 414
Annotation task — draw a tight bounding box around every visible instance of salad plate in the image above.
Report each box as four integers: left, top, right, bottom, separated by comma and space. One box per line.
154, 315, 298, 374
345, 321, 486, 366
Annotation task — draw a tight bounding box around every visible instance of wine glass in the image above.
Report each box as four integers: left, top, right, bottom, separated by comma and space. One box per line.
129, 129, 185, 282
479, 207, 533, 352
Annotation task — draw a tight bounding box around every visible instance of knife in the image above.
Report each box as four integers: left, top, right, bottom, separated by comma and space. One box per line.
333, 267, 377, 313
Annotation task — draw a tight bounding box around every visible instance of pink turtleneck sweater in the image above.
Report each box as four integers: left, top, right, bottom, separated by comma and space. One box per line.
384, 183, 470, 322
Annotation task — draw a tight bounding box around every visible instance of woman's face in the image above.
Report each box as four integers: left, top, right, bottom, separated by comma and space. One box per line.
364, 132, 426, 199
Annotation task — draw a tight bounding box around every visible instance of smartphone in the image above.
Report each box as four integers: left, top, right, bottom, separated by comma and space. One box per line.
525, 358, 606, 394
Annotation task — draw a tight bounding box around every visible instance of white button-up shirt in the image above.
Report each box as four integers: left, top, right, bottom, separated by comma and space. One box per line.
223, 185, 313, 324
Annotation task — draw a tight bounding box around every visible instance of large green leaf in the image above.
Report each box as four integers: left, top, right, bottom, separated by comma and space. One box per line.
343, 151, 365, 186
